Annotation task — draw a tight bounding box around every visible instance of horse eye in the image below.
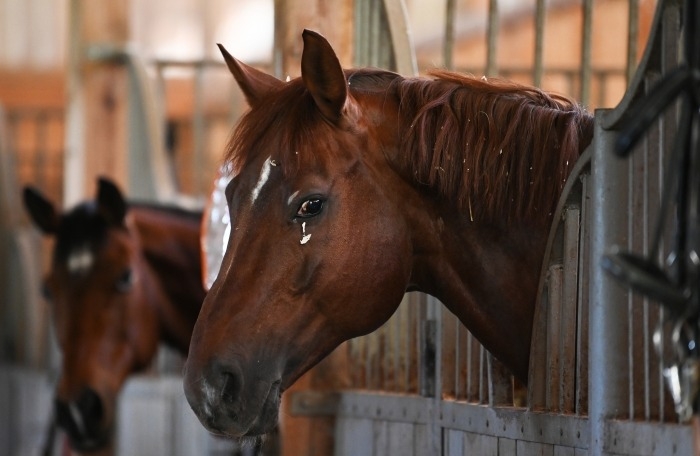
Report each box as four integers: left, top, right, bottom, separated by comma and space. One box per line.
297, 198, 324, 218
115, 268, 134, 293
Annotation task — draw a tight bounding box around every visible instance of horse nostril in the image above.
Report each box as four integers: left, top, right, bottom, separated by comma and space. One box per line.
55, 387, 104, 443
220, 370, 243, 404
76, 387, 103, 423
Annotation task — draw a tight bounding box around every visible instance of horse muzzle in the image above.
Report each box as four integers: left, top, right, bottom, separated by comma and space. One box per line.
183, 358, 282, 438
55, 387, 111, 452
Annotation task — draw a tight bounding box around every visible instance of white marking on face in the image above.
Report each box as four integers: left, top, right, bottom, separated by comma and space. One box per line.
300, 221, 312, 245
201, 379, 218, 416
250, 156, 272, 205
68, 402, 87, 436
67, 245, 94, 275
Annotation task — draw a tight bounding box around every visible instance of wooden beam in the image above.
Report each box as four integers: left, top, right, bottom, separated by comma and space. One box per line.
273, 0, 354, 79
64, 0, 130, 206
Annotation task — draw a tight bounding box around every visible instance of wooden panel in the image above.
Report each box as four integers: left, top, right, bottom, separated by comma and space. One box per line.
605, 420, 693, 456
412, 423, 431, 456
273, 0, 354, 77
372, 420, 388, 455
553, 445, 576, 456
387, 422, 415, 455
444, 429, 463, 456
463, 431, 498, 455
334, 417, 374, 456
0, 71, 65, 109
517, 440, 554, 456
498, 437, 516, 455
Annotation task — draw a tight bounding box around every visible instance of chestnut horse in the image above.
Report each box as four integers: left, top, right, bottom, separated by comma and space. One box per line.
23, 178, 205, 453
184, 30, 594, 440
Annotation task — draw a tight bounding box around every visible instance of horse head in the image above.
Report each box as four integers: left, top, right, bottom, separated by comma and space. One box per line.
184, 29, 593, 439
24, 178, 161, 452
184, 30, 419, 438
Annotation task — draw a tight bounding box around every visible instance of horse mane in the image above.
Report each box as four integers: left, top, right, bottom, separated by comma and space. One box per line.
224, 68, 594, 225
393, 70, 594, 224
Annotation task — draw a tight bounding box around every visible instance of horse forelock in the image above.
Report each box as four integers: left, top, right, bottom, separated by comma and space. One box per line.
223, 69, 402, 181
54, 203, 109, 275
394, 70, 594, 224
224, 79, 339, 180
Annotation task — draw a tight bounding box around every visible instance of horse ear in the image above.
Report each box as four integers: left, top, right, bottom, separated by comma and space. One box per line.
300, 29, 348, 124
23, 187, 59, 234
217, 43, 282, 107
96, 177, 127, 226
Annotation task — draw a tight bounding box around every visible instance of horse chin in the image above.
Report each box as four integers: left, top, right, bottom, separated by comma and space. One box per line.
66, 428, 111, 454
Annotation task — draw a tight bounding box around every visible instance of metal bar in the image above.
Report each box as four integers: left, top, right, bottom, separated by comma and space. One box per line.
561, 207, 581, 414
382, 0, 418, 75
192, 63, 206, 196
454, 317, 461, 399
580, 0, 593, 105
546, 264, 563, 412
485, 0, 499, 76
533, 0, 546, 86
444, 0, 457, 70
627, 0, 640, 84
589, 110, 631, 456
576, 174, 591, 416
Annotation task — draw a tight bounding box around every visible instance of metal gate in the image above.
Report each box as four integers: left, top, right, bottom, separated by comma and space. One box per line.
1, 0, 690, 455
299, 0, 696, 455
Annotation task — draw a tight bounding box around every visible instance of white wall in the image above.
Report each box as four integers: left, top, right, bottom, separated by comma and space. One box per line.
0, 0, 67, 69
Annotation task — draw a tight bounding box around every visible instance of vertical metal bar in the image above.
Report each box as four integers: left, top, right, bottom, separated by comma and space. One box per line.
444, 0, 457, 70
64, 0, 85, 206
454, 317, 461, 399
485, 0, 499, 76
272, 0, 286, 79
420, 319, 436, 398
627, 150, 635, 420
466, 330, 474, 401
547, 265, 563, 412
589, 110, 631, 456
561, 207, 581, 414
192, 63, 205, 196
479, 345, 486, 404
576, 174, 591, 416
627, 0, 640, 85
533, 0, 546, 87
382, 0, 418, 75
580, 0, 593, 106
642, 113, 651, 421
35, 113, 49, 191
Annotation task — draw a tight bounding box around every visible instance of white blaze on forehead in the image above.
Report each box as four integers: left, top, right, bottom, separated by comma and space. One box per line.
67, 244, 94, 275
250, 156, 273, 205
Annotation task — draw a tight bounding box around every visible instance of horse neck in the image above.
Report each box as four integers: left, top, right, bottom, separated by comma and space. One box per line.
376, 80, 592, 382
405, 198, 546, 382
131, 206, 205, 355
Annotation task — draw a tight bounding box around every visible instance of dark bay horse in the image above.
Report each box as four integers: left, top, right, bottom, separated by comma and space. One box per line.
184, 29, 595, 439
23, 178, 205, 453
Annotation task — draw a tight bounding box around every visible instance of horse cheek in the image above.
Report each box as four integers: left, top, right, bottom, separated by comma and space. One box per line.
333, 216, 410, 334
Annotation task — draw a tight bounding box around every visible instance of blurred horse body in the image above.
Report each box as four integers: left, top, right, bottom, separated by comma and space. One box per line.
24, 178, 204, 453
